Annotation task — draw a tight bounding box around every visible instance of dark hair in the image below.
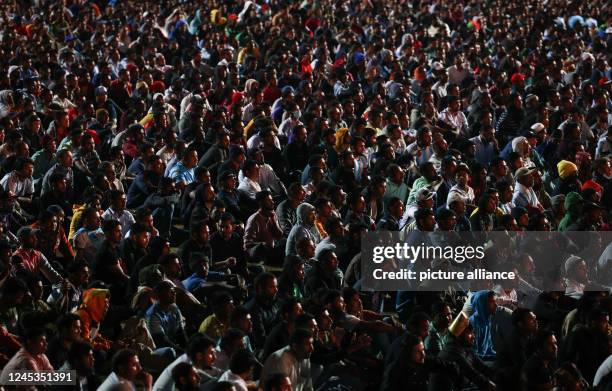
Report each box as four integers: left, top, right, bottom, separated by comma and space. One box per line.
533, 329, 555, 351
101, 219, 121, 233
290, 328, 313, 346
407, 312, 431, 331
264, 374, 289, 391
323, 290, 342, 306
15, 156, 34, 171
219, 329, 246, 351
67, 341, 92, 365
230, 306, 250, 326
130, 222, 148, 237
22, 327, 46, 344
1, 277, 27, 295
134, 207, 152, 221
112, 349, 138, 373
186, 334, 216, 360
172, 362, 195, 388
254, 272, 276, 292
209, 381, 236, 391
511, 308, 533, 326
57, 313, 82, 334
229, 348, 257, 374
211, 291, 233, 311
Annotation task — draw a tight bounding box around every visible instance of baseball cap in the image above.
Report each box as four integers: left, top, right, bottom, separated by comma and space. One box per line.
514, 167, 536, 179
531, 123, 546, 133
416, 188, 435, 202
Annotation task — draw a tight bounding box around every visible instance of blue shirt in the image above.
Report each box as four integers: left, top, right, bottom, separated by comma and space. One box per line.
145, 302, 185, 342
470, 135, 497, 165
182, 272, 226, 292
169, 162, 195, 185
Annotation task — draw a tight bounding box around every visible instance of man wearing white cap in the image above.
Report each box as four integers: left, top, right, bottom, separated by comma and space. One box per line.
512, 167, 543, 213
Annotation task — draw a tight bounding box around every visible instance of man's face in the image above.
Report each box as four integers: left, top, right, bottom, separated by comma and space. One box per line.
495, 161, 508, 177
123, 355, 142, 380
324, 253, 339, 272
575, 260, 589, 283
109, 225, 123, 244
113, 194, 127, 212
305, 209, 316, 225
220, 219, 234, 238
262, 194, 275, 211
185, 150, 199, 168
133, 232, 149, 249
263, 277, 278, 299
183, 366, 202, 388
197, 225, 210, 243
543, 335, 558, 361
437, 305, 453, 329
294, 337, 314, 360
238, 314, 253, 334
390, 201, 405, 219
27, 335, 48, 356
19, 162, 34, 179
160, 286, 177, 304
68, 319, 82, 341
461, 328, 476, 347
61, 151, 73, 167
74, 266, 90, 287
200, 345, 216, 368
438, 215, 457, 231
22, 234, 37, 249
487, 294, 498, 315
276, 376, 293, 391
410, 342, 426, 365
520, 312, 539, 333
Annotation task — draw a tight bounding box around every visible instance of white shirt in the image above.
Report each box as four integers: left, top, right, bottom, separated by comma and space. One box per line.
237, 176, 262, 200
594, 354, 612, 387
259, 346, 313, 391
438, 108, 468, 136
0, 171, 34, 197
101, 207, 135, 236
97, 372, 136, 391
153, 353, 191, 391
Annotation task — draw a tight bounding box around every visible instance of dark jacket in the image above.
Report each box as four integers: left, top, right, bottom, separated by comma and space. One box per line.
430, 339, 495, 390
244, 295, 279, 349
381, 356, 459, 391
304, 261, 342, 296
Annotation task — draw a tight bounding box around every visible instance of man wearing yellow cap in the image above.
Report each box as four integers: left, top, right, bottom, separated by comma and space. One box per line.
554, 160, 582, 195
430, 312, 497, 390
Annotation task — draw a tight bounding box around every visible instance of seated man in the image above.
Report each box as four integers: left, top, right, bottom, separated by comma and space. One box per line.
97, 349, 153, 391
0, 156, 34, 210
0, 328, 53, 380
243, 191, 284, 265
146, 281, 188, 352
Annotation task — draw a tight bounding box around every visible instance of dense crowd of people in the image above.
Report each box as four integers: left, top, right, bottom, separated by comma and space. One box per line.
0, 0, 611, 390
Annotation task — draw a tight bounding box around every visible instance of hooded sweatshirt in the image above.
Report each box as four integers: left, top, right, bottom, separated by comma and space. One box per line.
558, 192, 583, 231
469, 290, 496, 360
74, 288, 112, 351
285, 203, 322, 256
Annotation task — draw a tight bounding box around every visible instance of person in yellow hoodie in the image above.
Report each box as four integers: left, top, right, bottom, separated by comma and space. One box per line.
334, 127, 351, 155
74, 288, 115, 352
237, 39, 261, 66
